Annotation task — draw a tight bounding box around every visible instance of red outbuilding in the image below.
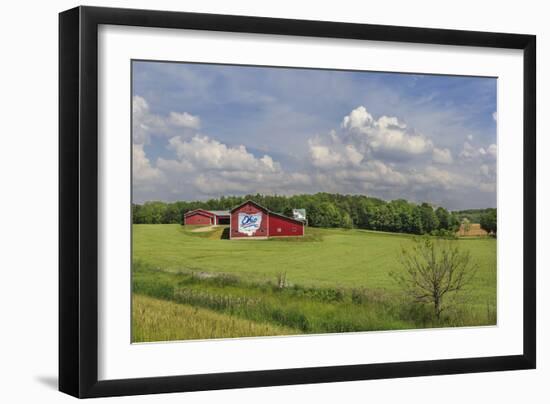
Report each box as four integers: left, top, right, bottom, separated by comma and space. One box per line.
183, 209, 230, 226
230, 200, 305, 239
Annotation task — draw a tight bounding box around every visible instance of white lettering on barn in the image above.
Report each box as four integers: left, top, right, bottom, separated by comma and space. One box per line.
238, 213, 262, 236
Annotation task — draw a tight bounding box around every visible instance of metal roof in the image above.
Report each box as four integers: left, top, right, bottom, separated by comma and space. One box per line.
206, 210, 230, 216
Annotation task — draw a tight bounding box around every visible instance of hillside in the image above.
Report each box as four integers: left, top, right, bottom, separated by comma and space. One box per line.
132, 224, 497, 341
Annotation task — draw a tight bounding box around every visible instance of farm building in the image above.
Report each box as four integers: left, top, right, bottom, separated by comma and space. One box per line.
230, 200, 305, 239
456, 223, 489, 237
183, 209, 230, 226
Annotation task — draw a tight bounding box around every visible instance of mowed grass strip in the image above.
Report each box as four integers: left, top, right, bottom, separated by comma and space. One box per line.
132, 294, 298, 342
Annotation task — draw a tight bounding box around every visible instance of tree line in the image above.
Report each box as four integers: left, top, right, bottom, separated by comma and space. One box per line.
132, 193, 496, 236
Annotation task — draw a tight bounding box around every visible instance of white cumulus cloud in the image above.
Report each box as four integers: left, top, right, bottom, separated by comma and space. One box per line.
133, 144, 163, 186
132, 95, 201, 144
308, 139, 363, 169
486, 143, 497, 159
167, 135, 280, 173
169, 111, 201, 129
299, 105, 493, 202
340, 106, 433, 158
153, 134, 314, 198
460, 142, 497, 161
432, 147, 453, 164
132, 99, 496, 209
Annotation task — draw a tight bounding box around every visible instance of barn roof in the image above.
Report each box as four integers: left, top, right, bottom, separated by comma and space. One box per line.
230, 200, 268, 213
184, 209, 230, 217
230, 200, 305, 225
207, 210, 230, 216
184, 209, 213, 217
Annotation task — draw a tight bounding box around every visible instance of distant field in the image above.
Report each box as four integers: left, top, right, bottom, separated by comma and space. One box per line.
133, 224, 496, 297
132, 224, 497, 342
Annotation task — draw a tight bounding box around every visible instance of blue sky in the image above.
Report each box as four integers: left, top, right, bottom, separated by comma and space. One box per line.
132, 60, 497, 210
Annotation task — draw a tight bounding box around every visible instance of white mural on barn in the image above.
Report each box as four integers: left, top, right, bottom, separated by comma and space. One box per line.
238, 213, 262, 236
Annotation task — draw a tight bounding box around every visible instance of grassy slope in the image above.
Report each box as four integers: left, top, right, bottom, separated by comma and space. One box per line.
133, 224, 496, 309
133, 294, 298, 342
132, 265, 418, 339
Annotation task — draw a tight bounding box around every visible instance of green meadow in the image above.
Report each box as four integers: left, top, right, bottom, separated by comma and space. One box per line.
133, 294, 298, 342
132, 224, 497, 342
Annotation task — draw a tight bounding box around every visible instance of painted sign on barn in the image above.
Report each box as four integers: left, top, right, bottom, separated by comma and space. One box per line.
238, 212, 262, 236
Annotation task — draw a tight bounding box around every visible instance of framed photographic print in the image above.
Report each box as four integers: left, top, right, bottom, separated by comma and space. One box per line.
59, 6, 536, 398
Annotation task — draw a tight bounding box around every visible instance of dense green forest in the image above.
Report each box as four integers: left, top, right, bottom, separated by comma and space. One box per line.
453, 208, 495, 224
132, 193, 496, 236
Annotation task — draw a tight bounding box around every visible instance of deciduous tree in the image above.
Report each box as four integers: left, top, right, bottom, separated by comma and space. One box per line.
390, 237, 477, 320
480, 208, 497, 236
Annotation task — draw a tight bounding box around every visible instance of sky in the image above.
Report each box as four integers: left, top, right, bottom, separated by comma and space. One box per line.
132, 60, 497, 210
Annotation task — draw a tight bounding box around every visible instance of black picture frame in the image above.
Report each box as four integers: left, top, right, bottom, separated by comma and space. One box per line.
59, 5, 536, 398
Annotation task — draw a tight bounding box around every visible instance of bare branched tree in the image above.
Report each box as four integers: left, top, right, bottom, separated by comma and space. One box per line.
390, 237, 477, 320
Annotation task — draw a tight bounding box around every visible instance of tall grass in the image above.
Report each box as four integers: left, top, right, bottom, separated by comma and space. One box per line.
133, 261, 495, 340
132, 294, 298, 342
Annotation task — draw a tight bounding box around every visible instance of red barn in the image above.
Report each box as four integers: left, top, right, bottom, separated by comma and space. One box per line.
183, 209, 230, 226
230, 200, 304, 239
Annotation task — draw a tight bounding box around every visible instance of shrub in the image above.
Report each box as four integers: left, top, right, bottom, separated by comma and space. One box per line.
430, 229, 458, 239
390, 237, 477, 320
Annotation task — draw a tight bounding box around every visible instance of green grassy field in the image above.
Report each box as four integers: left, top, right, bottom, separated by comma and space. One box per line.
133, 294, 298, 342
132, 224, 496, 342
